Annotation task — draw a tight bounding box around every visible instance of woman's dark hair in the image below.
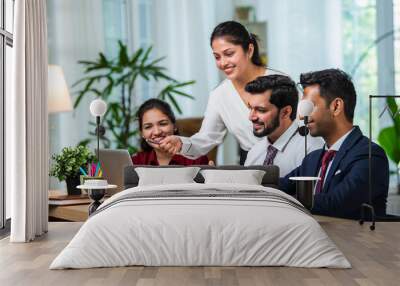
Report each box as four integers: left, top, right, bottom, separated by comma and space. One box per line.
137, 98, 178, 152
300, 69, 356, 122
245, 75, 299, 121
210, 20, 264, 67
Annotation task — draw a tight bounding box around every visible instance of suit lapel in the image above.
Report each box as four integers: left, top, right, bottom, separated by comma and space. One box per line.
312, 149, 325, 176
323, 127, 363, 192
323, 148, 348, 192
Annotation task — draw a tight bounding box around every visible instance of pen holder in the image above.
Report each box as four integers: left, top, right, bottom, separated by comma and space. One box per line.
289, 176, 320, 210
87, 188, 106, 215
80, 176, 103, 195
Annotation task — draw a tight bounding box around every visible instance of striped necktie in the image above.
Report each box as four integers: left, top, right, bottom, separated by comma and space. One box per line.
263, 145, 278, 166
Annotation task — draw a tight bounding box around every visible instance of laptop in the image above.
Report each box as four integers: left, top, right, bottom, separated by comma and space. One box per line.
98, 149, 133, 194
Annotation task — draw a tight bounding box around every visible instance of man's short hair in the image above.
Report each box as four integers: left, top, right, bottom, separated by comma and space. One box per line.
245, 74, 299, 121
300, 69, 356, 122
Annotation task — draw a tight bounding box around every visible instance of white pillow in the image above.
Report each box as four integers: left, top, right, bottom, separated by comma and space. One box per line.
200, 169, 266, 185
135, 167, 200, 186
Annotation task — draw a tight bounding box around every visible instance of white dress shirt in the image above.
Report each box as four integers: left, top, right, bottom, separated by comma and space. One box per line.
319, 127, 355, 186
179, 69, 284, 159
245, 121, 324, 177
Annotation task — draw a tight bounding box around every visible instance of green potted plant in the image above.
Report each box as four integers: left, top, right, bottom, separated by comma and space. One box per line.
378, 98, 400, 194
50, 145, 96, 195
73, 41, 195, 153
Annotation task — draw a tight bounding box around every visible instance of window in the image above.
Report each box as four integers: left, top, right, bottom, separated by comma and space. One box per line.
1, 0, 14, 230
395, 0, 400, 92
102, 0, 127, 58
343, 0, 400, 197
136, 0, 153, 103
342, 0, 377, 134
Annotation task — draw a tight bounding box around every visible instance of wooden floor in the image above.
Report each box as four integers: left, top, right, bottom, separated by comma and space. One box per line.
0, 221, 399, 286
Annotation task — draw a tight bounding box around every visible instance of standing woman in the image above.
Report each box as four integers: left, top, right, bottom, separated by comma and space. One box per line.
159, 21, 285, 164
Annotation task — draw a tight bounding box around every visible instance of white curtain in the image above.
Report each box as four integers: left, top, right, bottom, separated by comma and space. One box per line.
7, 0, 48, 242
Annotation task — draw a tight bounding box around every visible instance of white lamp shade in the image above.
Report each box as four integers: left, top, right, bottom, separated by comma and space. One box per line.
298, 99, 314, 117
90, 98, 107, 117
48, 65, 73, 113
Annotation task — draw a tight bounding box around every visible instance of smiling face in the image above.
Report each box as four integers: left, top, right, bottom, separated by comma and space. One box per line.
140, 108, 175, 150
248, 90, 280, 137
302, 84, 336, 138
211, 37, 253, 80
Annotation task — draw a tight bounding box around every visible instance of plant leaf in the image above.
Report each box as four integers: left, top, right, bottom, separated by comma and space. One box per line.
172, 80, 196, 88
386, 98, 400, 134
170, 89, 195, 99
140, 46, 153, 67
378, 126, 400, 164
147, 56, 166, 67
166, 93, 182, 114
73, 90, 87, 108
130, 48, 143, 65
118, 40, 129, 66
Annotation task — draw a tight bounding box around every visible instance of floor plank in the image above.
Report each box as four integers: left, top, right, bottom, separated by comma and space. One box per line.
0, 221, 399, 286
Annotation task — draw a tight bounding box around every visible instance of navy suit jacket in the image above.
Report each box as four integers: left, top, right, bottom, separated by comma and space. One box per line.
279, 126, 389, 219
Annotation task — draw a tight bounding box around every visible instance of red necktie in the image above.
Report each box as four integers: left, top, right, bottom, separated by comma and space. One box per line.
315, 150, 336, 194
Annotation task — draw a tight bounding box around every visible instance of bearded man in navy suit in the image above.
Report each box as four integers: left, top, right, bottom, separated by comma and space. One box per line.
280, 69, 389, 219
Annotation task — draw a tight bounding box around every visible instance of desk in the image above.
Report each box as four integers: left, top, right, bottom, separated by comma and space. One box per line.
313, 215, 350, 223
49, 204, 89, 222
48, 190, 112, 221
49, 190, 90, 222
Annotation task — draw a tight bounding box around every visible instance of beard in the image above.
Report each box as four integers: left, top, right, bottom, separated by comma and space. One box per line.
308, 121, 333, 139
252, 115, 280, 138
307, 111, 334, 138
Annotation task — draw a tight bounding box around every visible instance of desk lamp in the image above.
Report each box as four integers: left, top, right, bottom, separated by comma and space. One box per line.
298, 99, 314, 157
89, 98, 107, 162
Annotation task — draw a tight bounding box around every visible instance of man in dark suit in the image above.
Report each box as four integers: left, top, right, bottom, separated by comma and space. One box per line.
280, 69, 389, 219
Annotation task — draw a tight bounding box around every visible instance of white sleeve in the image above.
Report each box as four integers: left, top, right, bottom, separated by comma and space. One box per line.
179, 92, 227, 159
244, 145, 256, 166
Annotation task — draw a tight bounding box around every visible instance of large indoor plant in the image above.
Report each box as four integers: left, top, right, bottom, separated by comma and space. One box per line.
73, 41, 195, 153
50, 145, 96, 195
377, 98, 400, 194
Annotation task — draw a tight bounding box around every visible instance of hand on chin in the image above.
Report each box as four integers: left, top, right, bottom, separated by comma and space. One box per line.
146, 137, 165, 147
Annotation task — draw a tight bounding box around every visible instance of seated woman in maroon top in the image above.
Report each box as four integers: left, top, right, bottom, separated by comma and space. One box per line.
132, 99, 209, 166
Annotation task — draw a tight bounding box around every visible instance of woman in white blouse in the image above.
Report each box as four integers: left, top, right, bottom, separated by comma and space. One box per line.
160, 21, 284, 164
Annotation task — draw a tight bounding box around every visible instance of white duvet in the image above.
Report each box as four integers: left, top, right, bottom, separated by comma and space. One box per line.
50, 183, 351, 269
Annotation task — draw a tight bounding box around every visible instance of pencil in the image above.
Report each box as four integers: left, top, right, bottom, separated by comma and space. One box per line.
79, 167, 87, 176
95, 162, 100, 177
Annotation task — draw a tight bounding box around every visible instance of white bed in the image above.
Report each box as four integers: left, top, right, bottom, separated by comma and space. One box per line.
50, 183, 351, 269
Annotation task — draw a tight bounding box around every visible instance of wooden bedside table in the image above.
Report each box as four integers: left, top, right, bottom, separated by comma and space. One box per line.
48, 190, 91, 222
